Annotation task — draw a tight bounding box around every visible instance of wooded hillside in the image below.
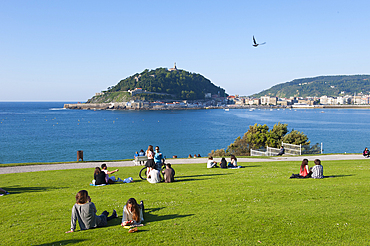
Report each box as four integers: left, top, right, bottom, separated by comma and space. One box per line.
108, 67, 227, 100
252, 75, 370, 98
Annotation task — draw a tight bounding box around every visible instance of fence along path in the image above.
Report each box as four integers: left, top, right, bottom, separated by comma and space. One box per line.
251, 142, 301, 156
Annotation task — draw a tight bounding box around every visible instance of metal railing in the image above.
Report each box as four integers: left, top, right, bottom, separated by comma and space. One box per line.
251, 142, 302, 156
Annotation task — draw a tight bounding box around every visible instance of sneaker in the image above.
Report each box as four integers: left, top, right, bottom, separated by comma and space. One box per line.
5, 192, 9, 195
112, 209, 117, 218
140, 200, 144, 211
0, 194, 3, 196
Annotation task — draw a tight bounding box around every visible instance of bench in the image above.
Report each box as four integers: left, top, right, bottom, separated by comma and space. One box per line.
133, 156, 148, 166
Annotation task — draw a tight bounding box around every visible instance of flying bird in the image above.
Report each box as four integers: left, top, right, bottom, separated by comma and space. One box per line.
252, 36, 266, 47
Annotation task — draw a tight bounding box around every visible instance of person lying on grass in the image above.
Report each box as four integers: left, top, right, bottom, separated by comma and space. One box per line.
66, 190, 117, 233
121, 198, 144, 226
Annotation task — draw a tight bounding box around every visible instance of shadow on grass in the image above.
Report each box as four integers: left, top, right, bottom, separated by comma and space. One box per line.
175, 173, 230, 182
3, 185, 67, 194
144, 207, 194, 223
106, 216, 123, 227
325, 174, 354, 178
33, 239, 87, 246
243, 165, 262, 168
176, 173, 229, 179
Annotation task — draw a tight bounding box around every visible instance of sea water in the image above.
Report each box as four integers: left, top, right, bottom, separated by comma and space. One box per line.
0, 102, 369, 164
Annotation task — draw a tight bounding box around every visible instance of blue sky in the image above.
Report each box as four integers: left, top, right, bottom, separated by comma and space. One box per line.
1, 0, 369, 101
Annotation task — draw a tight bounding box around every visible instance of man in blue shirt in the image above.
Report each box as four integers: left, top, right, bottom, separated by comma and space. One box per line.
154, 146, 164, 170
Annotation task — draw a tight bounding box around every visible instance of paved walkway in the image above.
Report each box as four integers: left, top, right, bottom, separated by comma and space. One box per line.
0, 154, 366, 174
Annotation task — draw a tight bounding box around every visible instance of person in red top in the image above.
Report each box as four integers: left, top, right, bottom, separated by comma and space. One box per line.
299, 159, 311, 178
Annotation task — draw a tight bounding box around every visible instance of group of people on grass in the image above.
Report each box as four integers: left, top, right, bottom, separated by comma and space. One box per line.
66, 190, 144, 233
207, 155, 238, 168
144, 145, 175, 184
67, 152, 330, 233
68, 145, 176, 232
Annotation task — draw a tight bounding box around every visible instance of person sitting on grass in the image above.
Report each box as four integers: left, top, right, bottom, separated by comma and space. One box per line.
220, 157, 227, 169
0, 188, 10, 196
147, 168, 161, 183
94, 167, 107, 185
228, 155, 238, 167
162, 163, 175, 183
207, 156, 218, 168
299, 159, 311, 178
363, 147, 370, 158
311, 159, 324, 179
121, 198, 144, 226
66, 190, 117, 233
101, 163, 119, 184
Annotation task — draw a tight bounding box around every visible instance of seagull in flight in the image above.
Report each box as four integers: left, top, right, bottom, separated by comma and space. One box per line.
253, 36, 266, 47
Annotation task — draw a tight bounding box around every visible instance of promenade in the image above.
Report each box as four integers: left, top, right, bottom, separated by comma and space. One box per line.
0, 154, 365, 174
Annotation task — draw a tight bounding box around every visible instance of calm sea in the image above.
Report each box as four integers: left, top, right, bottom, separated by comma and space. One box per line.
0, 102, 369, 164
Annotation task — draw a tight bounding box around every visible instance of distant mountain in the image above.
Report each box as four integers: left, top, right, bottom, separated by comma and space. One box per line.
252, 75, 370, 98
88, 66, 227, 103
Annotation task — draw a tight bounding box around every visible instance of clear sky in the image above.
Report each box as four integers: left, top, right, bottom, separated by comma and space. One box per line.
1, 0, 369, 101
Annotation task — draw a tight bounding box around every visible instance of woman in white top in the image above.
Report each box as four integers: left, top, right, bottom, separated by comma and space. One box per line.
121, 198, 144, 226
145, 145, 155, 172
229, 155, 237, 167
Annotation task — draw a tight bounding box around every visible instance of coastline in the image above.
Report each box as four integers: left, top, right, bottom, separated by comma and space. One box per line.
64, 103, 370, 110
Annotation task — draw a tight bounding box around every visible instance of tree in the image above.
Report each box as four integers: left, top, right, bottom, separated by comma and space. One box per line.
209, 123, 311, 157
282, 129, 310, 146
266, 122, 288, 148
226, 123, 269, 156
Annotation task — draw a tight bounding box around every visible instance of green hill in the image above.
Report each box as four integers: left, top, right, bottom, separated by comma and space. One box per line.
252, 75, 370, 98
88, 67, 227, 103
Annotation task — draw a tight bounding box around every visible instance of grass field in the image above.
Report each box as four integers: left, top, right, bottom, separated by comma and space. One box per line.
1, 159, 370, 245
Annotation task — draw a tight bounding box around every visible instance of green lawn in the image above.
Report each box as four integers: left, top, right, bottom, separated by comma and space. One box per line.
1, 159, 370, 245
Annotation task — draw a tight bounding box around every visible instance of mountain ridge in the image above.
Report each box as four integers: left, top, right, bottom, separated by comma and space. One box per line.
252, 75, 370, 98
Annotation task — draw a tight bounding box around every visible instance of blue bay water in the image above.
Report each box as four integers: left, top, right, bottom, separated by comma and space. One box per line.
0, 102, 369, 164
